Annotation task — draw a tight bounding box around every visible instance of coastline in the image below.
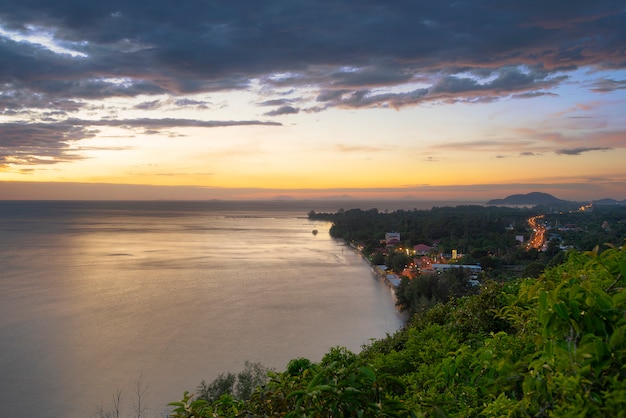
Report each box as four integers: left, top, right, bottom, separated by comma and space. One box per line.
1, 204, 406, 418
346, 241, 403, 290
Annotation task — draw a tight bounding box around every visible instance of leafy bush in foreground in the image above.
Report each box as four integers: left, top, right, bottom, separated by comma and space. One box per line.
170, 245, 626, 417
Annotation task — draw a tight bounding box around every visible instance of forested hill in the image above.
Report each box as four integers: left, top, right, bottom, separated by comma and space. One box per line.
486, 192, 571, 206
169, 245, 626, 417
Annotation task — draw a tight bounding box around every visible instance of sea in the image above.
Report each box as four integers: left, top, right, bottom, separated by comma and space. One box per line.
0, 200, 468, 418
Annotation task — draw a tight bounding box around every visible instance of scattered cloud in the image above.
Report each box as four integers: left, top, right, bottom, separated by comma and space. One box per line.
555, 147, 612, 155
264, 106, 300, 116
62, 118, 282, 129
258, 99, 295, 107
0, 121, 95, 166
589, 78, 626, 93
174, 98, 210, 108
0, 118, 282, 166
134, 100, 163, 110
512, 91, 559, 99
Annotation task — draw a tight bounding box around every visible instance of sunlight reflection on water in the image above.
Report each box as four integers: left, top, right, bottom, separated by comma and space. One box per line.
0, 201, 406, 418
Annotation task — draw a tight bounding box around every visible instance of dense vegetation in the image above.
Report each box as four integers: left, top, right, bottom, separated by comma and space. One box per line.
170, 245, 626, 417
313, 205, 530, 256
166, 204, 626, 416
394, 266, 479, 317
310, 204, 626, 280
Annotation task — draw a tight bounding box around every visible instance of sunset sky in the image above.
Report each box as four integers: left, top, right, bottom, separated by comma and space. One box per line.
0, 1, 625, 201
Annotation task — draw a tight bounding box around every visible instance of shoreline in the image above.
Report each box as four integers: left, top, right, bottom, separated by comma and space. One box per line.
347, 241, 402, 288
345, 241, 403, 290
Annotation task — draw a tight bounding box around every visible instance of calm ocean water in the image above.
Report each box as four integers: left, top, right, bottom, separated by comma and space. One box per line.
0, 200, 464, 418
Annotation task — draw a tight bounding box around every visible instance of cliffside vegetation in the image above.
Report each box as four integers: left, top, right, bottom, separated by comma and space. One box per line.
170, 244, 626, 417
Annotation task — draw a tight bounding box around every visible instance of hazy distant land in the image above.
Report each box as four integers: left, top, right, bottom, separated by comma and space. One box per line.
486, 192, 626, 206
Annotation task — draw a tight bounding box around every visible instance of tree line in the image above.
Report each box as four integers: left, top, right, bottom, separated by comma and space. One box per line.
310, 204, 626, 280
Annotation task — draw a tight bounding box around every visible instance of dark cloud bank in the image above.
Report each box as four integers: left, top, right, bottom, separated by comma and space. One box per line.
0, 0, 625, 165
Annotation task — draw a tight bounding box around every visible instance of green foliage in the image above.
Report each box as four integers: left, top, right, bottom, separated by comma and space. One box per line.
323, 206, 529, 256
171, 245, 626, 417
235, 361, 270, 401
521, 260, 546, 278
371, 252, 387, 266
388, 252, 412, 274
368, 245, 626, 416
196, 361, 269, 404
450, 280, 513, 337
547, 206, 626, 250
395, 268, 477, 316
197, 373, 235, 403
169, 391, 245, 418
505, 245, 626, 416
315, 204, 626, 281
172, 351, 418, 417
286, 357, 314, 376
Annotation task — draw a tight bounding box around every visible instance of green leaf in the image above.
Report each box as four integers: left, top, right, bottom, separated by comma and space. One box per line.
609, 326, 625, 349
592, 288, 613, 311
619, 257, 626, 282
539, 291, 548, 313
613, 290, 626, 308
569, 283, 581, 301
570, 300, 581, 320
554, 302, 569, 321
306, 370, 325, 391
310, 384, 334, 393
286, 389, 307, 400
358, 366, 377, 382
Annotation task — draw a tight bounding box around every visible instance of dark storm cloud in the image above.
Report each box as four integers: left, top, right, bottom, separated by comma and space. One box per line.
430, 67, 566, 97
555, 147, 612, 155
1, 1, 623, 96
328, 66, 415, 88
0, 0, 624, 164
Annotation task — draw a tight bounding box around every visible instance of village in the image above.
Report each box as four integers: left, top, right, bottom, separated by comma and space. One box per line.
364, 231, 483, 288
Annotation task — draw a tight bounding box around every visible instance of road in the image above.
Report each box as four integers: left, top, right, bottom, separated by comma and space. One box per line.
527, 214, 546, 250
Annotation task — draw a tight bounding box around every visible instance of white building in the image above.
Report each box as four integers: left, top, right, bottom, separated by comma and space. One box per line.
431, 263, 482, 278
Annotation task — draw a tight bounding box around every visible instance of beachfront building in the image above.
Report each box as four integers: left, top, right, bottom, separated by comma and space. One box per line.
385, 232, 401, 247
413, 243, 432, 255
431, 263, 482, 278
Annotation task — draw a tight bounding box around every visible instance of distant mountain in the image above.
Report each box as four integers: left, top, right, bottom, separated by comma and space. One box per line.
486, 192, 570, 206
